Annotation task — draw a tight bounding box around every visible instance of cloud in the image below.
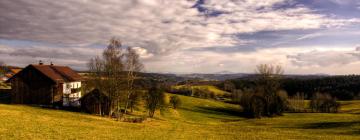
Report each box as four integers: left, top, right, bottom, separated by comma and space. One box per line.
0, 0, 360, 73
329, 0, 356, 5
287, 47, 360, 67
0, 41, 103, 69
133, 47, 154, 59
0, 0, 358, 50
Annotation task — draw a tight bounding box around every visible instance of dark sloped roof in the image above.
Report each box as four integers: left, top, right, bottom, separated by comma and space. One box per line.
6, 64, 83, 83
31, 64, 83, 83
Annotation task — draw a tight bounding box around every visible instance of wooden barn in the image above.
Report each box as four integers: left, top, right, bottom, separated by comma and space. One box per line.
6, 62, 83, 107
79, 89, 110, 115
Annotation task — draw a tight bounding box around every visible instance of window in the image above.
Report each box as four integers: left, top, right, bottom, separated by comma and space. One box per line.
71, 88, 81, 93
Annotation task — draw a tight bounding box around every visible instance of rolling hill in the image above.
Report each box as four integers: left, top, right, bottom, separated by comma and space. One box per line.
0, 94, 359, 139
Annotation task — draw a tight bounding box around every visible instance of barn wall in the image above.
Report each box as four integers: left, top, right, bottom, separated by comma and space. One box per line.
10, 67, 58, 105
10, 77, 56, 104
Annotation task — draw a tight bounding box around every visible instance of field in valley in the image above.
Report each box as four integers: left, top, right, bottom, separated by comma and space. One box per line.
0, 94, 359, 140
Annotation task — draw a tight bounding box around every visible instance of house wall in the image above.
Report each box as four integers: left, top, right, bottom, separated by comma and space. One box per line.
62, 81, 81, 106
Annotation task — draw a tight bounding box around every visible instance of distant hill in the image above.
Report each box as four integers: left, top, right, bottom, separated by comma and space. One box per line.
177, 73, 250, 81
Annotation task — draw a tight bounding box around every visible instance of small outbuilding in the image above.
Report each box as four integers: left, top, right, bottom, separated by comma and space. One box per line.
80, 89, 110, 115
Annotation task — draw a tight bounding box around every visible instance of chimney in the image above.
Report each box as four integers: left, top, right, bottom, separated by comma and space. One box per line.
50, 62, 54, 66
39, 60, 43, 65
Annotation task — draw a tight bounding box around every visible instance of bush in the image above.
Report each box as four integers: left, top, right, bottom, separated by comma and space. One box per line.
146, 86, 165, 118
239, 90, 289, 118
192, 88, 215, 99
239, 90, 266, 118
168, 87, 192, 96
169, 95, 182, 109
310, 92, 340, 113
288, 92, 306, 112
272, 90, 289, 115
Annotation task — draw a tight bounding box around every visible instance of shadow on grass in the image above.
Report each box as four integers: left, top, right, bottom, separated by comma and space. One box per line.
301, 121, 360, 129
180, 106, 252, 119
341, 129, 360, 136
297, 121, 360, 136
340, 109, 360, 114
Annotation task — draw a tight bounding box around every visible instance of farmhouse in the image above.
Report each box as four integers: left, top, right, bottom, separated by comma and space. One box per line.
6, 62, 83, 107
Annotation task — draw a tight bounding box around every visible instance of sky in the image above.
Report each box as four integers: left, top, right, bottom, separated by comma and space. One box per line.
0, 0, 360, 74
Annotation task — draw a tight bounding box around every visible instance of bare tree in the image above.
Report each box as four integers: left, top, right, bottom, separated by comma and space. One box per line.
0, 61, 5, 77
88, 38, 125, 118
240, 64, 286, 118
88, 56, 105, 115
124, 47, 144, 115
255, 64, 286, 117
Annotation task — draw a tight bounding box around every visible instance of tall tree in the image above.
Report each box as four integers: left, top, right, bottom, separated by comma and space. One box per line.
124, 47, 144, 115
255, 64, 285, 116
88, 38, 125, 118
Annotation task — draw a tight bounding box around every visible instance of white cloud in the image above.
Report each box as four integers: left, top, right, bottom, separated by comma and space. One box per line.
287, 47, 360, 67
0, 0, 360, 73
0, 0, 357, 50
133, 47, 154, 59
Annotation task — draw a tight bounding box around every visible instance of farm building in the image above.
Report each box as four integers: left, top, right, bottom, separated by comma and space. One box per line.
0, 66, 22, 82
6, 62, 83, 107
79, 89, 110, 115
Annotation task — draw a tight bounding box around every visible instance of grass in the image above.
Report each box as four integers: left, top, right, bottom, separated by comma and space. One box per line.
0, 94, 360, 139
173, 85, 231, 96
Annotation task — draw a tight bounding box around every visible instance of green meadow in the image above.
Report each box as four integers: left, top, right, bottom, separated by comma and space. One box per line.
0, 94, 359, 140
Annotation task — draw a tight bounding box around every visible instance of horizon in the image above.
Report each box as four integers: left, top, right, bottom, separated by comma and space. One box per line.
1, 0, 360, 75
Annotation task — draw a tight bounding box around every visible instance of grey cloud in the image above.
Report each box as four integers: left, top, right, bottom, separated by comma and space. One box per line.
1, 0, 360, 73
187, 45, 257, 53
0, 43, 102, 70
287, 48, 360, 67
0, 0, 357, 51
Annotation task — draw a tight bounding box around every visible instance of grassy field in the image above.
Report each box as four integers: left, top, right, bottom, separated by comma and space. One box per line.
173, 85, 231, 96
0, 94, 359, 139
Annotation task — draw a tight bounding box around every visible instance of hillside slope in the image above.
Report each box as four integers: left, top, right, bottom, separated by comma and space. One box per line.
0, 95, 359, 139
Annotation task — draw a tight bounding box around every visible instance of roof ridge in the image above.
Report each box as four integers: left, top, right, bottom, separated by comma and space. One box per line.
49, 66, 73, 82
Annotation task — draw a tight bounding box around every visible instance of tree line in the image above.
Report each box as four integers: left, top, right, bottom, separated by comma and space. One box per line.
221, 75, 360, 101
220, 64, 341, 118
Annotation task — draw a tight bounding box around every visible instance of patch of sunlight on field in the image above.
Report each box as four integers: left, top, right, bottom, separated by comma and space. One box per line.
173, 85, 230, 96
0, 94, 360, 139
339, 100, 360, 114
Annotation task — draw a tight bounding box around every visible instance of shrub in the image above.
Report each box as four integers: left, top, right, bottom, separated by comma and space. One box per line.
192, 88, 215, 99
231, 89, 243, 104
238, 89, 289, 118
238, 90, 267, 118
272, 90, 289, 115
169, 95, 182, 109
310, 92, 340, 113
146, 86, 165, 118
169, 87, 192, 96
288, 92, 306, 112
